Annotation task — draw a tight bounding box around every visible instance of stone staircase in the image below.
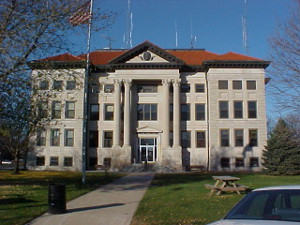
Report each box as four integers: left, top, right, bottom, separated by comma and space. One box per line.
121, 163, 176, 173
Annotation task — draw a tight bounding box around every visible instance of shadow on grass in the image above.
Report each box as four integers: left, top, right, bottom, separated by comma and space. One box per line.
0, 197, 37, 204
67, 203, 125, 213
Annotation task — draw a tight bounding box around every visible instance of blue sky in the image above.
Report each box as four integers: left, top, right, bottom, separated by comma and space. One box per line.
69, 0, 295, 119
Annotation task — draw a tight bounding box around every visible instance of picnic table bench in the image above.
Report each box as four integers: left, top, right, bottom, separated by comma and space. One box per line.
205, 175, 248, 196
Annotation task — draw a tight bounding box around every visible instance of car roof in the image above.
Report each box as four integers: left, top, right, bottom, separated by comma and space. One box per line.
253, 185, 300, 192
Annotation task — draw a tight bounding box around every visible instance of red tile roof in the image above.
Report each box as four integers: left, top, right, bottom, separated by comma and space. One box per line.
40, 53, 84, 62
210, 52, 263, 61
168, 50, 219, 65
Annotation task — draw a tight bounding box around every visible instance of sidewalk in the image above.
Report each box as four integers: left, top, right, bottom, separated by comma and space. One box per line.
27, 173, 155, 225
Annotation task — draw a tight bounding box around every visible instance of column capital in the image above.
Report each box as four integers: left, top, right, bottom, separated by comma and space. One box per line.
123, 79, 132, 86
172, 79, 181, 86
114, 79, 122, 86
162, 79, 171, 86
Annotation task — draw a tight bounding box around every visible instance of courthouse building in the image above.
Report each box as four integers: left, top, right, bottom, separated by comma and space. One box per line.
28, 41, 270, 172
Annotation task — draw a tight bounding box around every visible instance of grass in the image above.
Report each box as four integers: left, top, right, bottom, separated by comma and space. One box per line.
0, 170, 124, 225
131, 172, 300, 225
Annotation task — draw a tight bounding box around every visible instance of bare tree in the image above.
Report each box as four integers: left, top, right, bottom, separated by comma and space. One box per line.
268, 0, 300, 113
0, 0, 116, 173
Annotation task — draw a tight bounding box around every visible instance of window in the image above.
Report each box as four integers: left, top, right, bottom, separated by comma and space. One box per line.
137, 104, 157, 120
36, 129, 46, 146
220, 158, 230, 168
218, 80, 228, 89
36, 156, 45, 166
249, 129, 258, 147
90, 104, 99, 120
103, 131, 113, 147
64, 157, 73, 167
50, 129, 60, 146
248, 101, 257, 118
181, 131, 191, 148
52, 101, 61, 119
195, 84, 205, 93
220, 129, 230, 147
196, 131, 206, 148
104, 104, 114, 120
247, 80, 256, 90
250, 157, 259, 167
233, 80, 242, 89
195, 104, 205, 120
65, 101, 75, 118
104, 84, 114, 93
181, 104, 190, 121
219, 101, 229, 118
66, 80, 76, 90
180, 84, 190, 93
89, 130, 98, 147
38, 101, 48, 118
50, 157, 59, 166
65, 129, 74, 147
235, 129, 244, 147
234, 101, 243, 118
137, 84, 157, 93
90, 83, 100, 93
235, 158, 244, 167
53, 80, 63, 90
39, 80, 49, 90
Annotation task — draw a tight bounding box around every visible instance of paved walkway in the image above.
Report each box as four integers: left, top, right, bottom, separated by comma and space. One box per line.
27, 173, 155, 225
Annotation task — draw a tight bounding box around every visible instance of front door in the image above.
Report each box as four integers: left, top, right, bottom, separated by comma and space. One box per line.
139, 138, 156, 162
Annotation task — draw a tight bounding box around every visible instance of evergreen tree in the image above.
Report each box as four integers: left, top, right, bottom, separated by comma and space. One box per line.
262, 118, 300, 175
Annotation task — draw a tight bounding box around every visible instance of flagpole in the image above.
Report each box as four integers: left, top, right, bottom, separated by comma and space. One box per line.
82, 0, 93, 184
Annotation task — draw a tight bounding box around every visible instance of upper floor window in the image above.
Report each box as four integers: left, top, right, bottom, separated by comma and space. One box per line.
180, 84, 190, 93
53, 80, 63, 90
234, 129, 244, 147
195, 84, 205, 93
65, 101, 75, 118
220, 129, 230, 147
90, 83, 100, 93
50, 129, 60, 146
38, 101, 48, 118
181, 104, 190, 121
219, 101, 229, 118
52, 101, 61, 119
247, 80, 256, 90
248, 101, 257, 118
249, 129, 258, 147
137, 84, 157, 93
39, 80, 49, 90
65, 129, 74, 146
181, 131, 191, 148
196, 131, 206, 148
103, 131, 113, 147
104, 104, 114, 120
195, 104, 205, 120
90, 104, 99, 121
36, 129, 46, 146
234, 101, 243, 118
137, 104, 157, 120
104, 84, 114, 93
233, 80, 242, 90
218, 80, 228, 89
66, 80, 76, 90
89, 130, 98, 147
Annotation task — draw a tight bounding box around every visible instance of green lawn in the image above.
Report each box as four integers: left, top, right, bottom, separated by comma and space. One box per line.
131, 173, 300, 225
0, 170, 124, 225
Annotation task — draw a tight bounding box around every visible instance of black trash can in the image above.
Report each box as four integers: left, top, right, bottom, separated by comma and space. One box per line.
48, 184, 66, 214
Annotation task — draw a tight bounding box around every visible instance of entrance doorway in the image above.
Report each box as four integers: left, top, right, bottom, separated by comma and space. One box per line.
139, 138, 157, 162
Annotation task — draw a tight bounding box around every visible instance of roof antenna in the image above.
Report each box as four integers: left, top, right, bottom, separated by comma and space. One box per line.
242, 0, 249, 54
175, 22, 178, 48
124, 0, 133, 48
190, 16, 196, 49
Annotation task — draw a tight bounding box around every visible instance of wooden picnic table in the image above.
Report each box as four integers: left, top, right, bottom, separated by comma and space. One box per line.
205, 175, 248, 195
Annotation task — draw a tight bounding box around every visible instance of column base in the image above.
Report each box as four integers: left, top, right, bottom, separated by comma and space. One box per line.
161, 146, 182, 171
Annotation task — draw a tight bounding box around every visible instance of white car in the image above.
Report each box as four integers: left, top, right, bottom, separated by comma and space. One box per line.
207, 185, 300, 225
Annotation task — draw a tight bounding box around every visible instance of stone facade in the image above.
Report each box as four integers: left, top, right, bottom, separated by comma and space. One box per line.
28, 41, 269, 172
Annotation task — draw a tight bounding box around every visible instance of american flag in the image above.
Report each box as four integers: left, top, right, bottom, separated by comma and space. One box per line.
69, 1, 91, 26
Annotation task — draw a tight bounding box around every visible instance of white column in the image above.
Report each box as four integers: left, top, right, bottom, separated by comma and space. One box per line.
162, 79, 170, 147
123, 79, 132, 147
173, 79, 181, 148
113, 79, 121, 147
